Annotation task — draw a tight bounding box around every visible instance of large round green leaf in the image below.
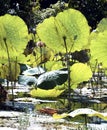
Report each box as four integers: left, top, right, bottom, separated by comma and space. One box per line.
30, 88, 64, 98
0, 14, 28, 57
53, 108, 107, 121
90, 18, 107, 67
36, 9, 90, 53
90, 31, 107, 67
70, 63, 92, 84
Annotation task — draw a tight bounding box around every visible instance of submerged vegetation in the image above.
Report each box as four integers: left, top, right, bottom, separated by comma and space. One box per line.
0, 0, 107, 129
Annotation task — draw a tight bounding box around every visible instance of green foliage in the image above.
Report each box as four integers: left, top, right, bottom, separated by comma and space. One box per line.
36, 9, 90, 53
0, 1, 106, 125
90, 18, 107, 67
0, 14, 29, 58
53, 108, 107, 121
36, 68, 68, 90
44, 60, 66, 71
0, 14, 29, 81
28, 46, 54, 66
96, 18, 107, 32
70, 63, 92, 89
30, 87, 64, 98
0, 62, 20, 81
0, 54, 30, 64
0, 4, 107, 103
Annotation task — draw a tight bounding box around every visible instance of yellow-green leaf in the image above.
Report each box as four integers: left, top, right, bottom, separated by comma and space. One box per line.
0, 62, 20, 81
97, 18, 107, 32
53, 108, 107, 121
70, 63, 92, 84
36, 9, 90, 53
90, 18, 107, 67
53, 113, 69, 119
30, 88, 64, 98
90, 31, 107, 67
0, 14, 28, 57
71, 84, 78, 90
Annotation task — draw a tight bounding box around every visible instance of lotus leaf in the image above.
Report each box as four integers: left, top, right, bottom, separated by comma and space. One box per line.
89, 18, 107, 67
37, 68, 68, 89
71, 84, 78, 90
0, 14, 28, 57
30, 88, 64, 98
45, 61, 64, 71
51, 61, 65, 70
90, 31, 107, 67
0, 54, 30, 64
70, 63, 92, 84
53, 108, 107, 121
97, 18, 107, 32
36, 9, 90, 53
0, 62, 20, 81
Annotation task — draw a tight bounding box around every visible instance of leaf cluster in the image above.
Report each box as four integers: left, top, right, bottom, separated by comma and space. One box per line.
1, 5, 107, 100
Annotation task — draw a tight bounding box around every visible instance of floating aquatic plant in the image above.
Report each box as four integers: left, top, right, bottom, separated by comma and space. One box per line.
53, 108, 107, 121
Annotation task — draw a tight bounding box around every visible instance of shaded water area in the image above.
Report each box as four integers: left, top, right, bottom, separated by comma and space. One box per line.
0, 99, 107, 130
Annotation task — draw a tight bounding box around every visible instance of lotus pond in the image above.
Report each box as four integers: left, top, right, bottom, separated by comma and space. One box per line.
0, 0, 107, 130
0, 77, 107, 130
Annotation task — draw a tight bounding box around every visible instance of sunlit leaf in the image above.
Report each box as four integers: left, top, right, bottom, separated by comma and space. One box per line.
71, 84, 78, 89
89, 18, 107, 67
0, 14, 28, 57
15, 54, 31, 64
0, 23, 6, 53
54, 83, 67, 90
45, 61, 57, 71
0, 62, 20, 81
9, 62, 20, 81
97, 18, 107, 32
90, 31, 107, 67
0, 54, 30, 64
89, 112, 107, 121
30, 88, 64, 98
70, 63, 92, 84
51, 61, 65, 70
53, 108, 107, 121
53, 113, 68, 119
36, 9, 90, 53
68, 108, 96, 117
45, 61, 65, 71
